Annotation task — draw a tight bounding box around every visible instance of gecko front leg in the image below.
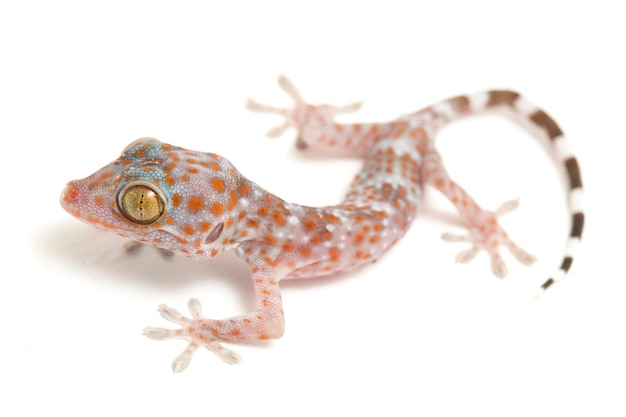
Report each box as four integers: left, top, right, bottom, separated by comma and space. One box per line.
143, 245, 285, 372
246, 74, 364, 150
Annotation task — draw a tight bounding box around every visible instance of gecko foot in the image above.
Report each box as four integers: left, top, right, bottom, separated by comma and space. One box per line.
246, 74, 362, 141
143, 298, 242, 372
441, 198, 536, 277
124, 240, 174, 258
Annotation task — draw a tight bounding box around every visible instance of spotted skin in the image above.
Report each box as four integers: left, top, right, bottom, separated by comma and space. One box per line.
61, 75, 583, 371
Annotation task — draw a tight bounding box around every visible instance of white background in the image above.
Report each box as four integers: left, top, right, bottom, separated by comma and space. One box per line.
1, 1, 624, 415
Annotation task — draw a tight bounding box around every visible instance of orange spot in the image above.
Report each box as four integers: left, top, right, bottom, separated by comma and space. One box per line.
89, 181, 100, 188
263, 257, 277, 266
258, 206, 268, 216
303, 219, 316, 232
181, 175, 189, 182
287, 262, 297, 270
100, 172, 112, 179
212, 178, 225, 192
166, 218, 174, 225
165, 176, 175, 186
162, 144, 172, 151
272, 212, 286, 226
246, 219, 259, 228
188, 167, 198, 174
281, 242, 295, 252
369, 236, 379, 244
355, 234, 365, 245
225, 218, 234, 229
210, 249, 218, 257
143, 167, 154, 172
228, 191, 238, 210
310, 235, 321, 245
329, 247, 340, 262
172, 194, 181, 207
121, 159, 132, 166
264, 235, 277, 245
187, 158, 196, 164
199, 222, 211, 232
300, 246, 312, 257
183, 225, 194, 235
135, 150, 145, 158
94, 195, 104, 205
238, 183, 251, 196
327, 214, 339, 223
211, 202, 225, 216
259, 333, 270, 340
210, 162, 220, 171
188, 197, 205, 211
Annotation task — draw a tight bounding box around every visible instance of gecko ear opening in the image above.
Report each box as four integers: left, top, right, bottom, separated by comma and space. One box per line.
205, 222, 224, 244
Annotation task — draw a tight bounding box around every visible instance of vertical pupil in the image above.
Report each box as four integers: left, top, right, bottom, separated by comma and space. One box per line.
139, 192, 145, 219
118, 183, 164, 225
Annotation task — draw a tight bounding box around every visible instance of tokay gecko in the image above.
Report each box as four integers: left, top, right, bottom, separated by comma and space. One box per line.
61, 75, 584, 372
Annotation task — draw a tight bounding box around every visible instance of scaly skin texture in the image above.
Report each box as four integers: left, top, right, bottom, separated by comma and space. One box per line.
61, 76, 583, 372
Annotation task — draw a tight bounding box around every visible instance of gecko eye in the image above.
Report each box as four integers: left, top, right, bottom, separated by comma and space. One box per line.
118, 182, 165, 225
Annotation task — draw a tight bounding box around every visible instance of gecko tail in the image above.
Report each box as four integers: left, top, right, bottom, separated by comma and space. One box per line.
428, 90, 584, 297
486, 91, 584, 297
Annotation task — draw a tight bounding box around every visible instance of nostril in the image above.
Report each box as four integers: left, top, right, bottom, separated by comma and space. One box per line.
62, 185, 79, 203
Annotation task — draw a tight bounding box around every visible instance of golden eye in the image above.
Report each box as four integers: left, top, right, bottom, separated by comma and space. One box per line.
118, 182, 165, 224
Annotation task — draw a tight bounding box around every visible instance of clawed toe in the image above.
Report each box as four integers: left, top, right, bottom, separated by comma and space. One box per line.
441, 199, 535, 277
455, 247, 479, 263
490, 255, 508, 278
143, 299, 244, 370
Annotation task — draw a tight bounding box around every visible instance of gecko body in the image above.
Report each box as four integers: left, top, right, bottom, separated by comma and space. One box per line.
61, 76, 583, 371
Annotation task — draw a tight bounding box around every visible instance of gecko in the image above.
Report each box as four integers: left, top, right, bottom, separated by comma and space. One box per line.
60, 75, 584, 372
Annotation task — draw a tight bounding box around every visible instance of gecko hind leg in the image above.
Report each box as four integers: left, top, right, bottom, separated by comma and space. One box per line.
423, 149, 536, 277
441, 198, 536, 277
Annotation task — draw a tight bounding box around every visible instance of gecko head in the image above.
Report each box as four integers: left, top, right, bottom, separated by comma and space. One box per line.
61, 138, 247, 260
